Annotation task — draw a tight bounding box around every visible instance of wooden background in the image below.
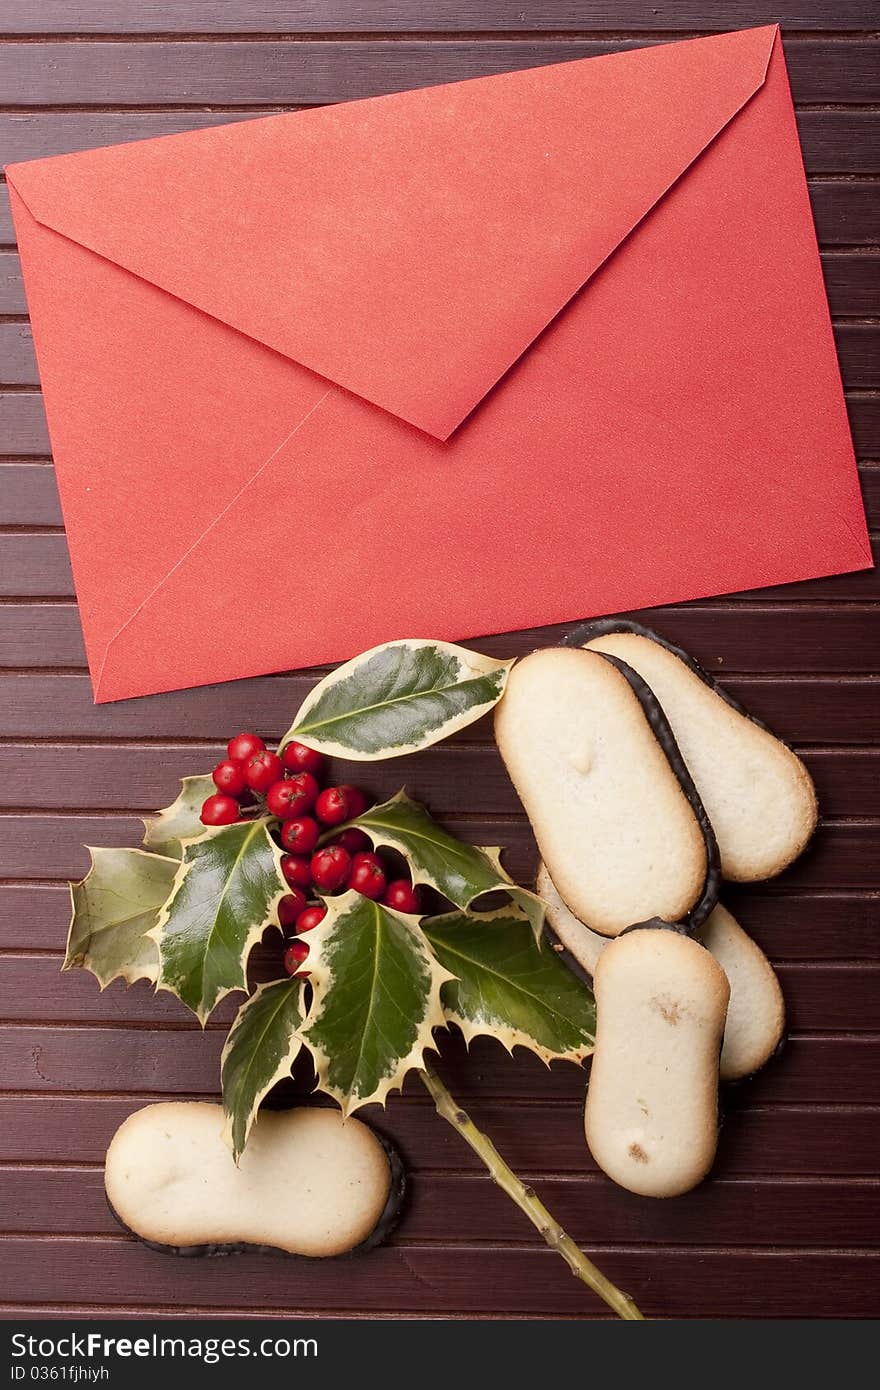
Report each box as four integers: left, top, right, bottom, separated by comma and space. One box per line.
0, 2, 878, 1321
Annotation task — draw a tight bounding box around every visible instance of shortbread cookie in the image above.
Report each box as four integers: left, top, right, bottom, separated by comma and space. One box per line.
536, 861, 607, 974
539, 863, 783, 1081
495, 647, 718, 937
585, 929, 729, 1197
702, 904, 785, 1080
573, 620, 817, 881
105, 1102, 403, 1257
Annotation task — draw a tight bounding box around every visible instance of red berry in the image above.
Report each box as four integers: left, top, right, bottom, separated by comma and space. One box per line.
296, 905, 327, 934
310, 844, 352, 893
314, 786, 348, 826
280, 854, 313, 891
382, 879, 422, 914
330, 827, 372, 855
349, 851, 386, 901
212, 759, 247, 797
282, 740, 325, 777
283, 939, 310, 977
315, 784, 367, 826
278, 890, 308, 930
266, 774, 319, 819
244, 749, 284, 793
199, 793, 240, 826
227, 732, 265, 763
279, 816, 320, 856
343, 786, 369, 817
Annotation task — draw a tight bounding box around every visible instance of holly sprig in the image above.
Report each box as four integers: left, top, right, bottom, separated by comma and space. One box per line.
63, 636, 642, 1321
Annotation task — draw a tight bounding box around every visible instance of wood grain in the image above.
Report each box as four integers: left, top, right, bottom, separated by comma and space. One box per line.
3, 1094, 878, 1177
3, 1166, 880, 1254
1, 743, 878, 816
0, 3, 878, 1322
2, 3, 879, 35
0, 39, 878, 112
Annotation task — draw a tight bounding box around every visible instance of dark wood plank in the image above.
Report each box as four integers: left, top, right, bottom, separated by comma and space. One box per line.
0, 252, 25, 314
0, 40, 877, 121
0, 1023, 875, 1103
0, 463, 59, 525
4, 881, 877, 958
821, 251, 880, 316
809, 179, 880, 246
2, 953, 876, 1032
0, 743, 877, 820
0, 189, 14, 247
3, 3, 878, 35
0, 1234, 877, 1318
3, 1165, 879, 1251
4, 601, 880, 675
2, 1094, 877, 1178
1, 672, 876, 744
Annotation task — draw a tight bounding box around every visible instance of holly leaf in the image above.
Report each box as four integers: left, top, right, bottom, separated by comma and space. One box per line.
221, 977, 305, 1161
64, 847, 177, 989
353, 792, 545, 938
300, 890, 452, 1113
282, 639, 512, 760
151, 819, 286, 1024
142, 774, 215, 859
422, 908, 595, 1065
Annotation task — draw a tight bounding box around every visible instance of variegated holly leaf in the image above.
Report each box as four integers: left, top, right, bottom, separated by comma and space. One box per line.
64, 847, 177, 989
351, 792, 545, 938
142, 774, 215, 859
151, 820, 286, 1024
300, 890, 452, 1113
221, 977, 305, 1161
282, 639, 512, 760
423, 908, 595, 1065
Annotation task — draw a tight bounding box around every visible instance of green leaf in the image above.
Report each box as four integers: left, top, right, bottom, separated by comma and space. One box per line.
282, 639, 513, 760
353, 792, 545, 938
300, 890, 452, 1112
142, 774, 215, 859
151, 819, 286, 1024
65, 847, 177, 989
221, 977, 305, 1161
423, 908, 595, 1065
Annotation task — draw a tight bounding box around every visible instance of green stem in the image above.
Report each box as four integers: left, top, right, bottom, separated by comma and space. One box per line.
419, 1061, 645, 1321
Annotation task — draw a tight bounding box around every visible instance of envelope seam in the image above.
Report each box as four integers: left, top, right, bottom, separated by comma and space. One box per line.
93, 388, 334, 699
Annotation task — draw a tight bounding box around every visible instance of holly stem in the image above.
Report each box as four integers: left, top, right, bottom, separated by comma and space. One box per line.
418, 1060, 645, 1321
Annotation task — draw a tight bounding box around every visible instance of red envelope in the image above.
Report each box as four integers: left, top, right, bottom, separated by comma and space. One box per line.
7, 25, 871, 702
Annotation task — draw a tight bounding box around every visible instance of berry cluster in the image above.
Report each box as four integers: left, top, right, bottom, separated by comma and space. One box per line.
201, 732, 422, 979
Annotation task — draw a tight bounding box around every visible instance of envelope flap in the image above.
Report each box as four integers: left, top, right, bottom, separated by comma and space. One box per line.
7, 26, 776, 441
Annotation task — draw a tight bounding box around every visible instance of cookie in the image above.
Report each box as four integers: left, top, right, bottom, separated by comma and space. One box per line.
573, 620, 817, 881
495, 646, 717, 937
105, 1102, 404, 1258
703, 904, 786, 1081
539, 863, 783, 1081
584, 929, 729, 1197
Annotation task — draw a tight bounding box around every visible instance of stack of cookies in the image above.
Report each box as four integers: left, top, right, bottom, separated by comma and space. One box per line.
495, 622, 817, 1198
